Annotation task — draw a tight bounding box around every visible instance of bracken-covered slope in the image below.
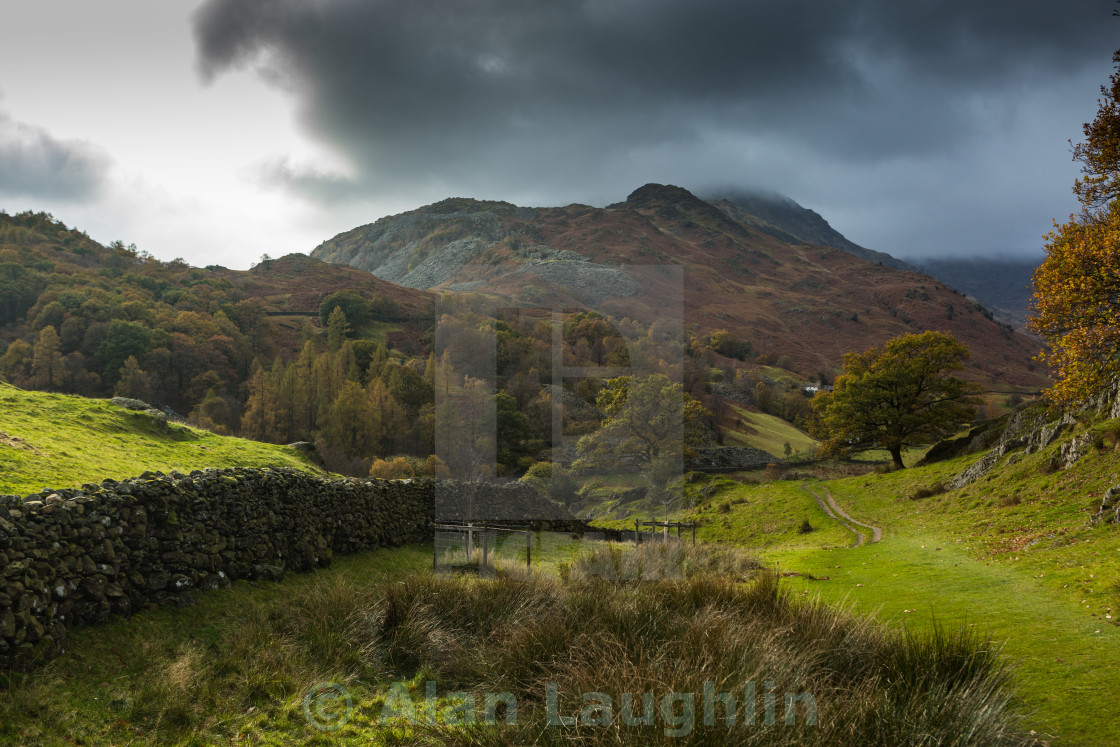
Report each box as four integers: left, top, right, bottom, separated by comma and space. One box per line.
311, 184, 1047, 388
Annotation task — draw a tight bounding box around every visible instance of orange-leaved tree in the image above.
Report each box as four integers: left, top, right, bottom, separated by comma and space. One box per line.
1030, 48, 1120, 405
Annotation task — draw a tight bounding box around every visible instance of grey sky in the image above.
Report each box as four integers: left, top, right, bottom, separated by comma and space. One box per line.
0, 1, 1116, 265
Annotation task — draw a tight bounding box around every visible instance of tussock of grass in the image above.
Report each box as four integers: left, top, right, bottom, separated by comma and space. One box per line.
565, 540, 763, 583
385, 573, 1030, 746
0, 561, 1033, 745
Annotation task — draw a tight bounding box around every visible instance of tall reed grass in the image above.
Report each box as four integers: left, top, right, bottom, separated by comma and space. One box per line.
1, 555, 1034, 745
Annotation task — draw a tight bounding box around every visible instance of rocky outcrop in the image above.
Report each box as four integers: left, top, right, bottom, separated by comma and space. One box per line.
1090, 486, 1120, 525
110, 397, 152, 411
1088, 377, 1120, 421
0, 469, 579, 670
948, 405, 1073, 490
917, 416, 1008, 466
1058, 432, 1096, 470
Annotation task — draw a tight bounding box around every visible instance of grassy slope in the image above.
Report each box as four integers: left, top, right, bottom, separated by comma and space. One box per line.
590, 418, 1120, 745
724, 405, 818, 456
0, 382, 318, 496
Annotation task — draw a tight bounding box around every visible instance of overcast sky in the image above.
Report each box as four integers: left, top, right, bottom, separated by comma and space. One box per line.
0, 0, 1116, 268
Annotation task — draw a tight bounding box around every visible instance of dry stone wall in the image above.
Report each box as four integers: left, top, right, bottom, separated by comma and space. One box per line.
0, 467, 441, 669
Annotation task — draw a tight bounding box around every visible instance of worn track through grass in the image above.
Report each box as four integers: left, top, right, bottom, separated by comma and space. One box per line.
801, 483, 882, 547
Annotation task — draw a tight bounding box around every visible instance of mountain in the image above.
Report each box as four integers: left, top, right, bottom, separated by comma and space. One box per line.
704, 189, 919, 273
912, 257, 1041, 330
703, 191, 1041, 330
311, 184, 1049, 388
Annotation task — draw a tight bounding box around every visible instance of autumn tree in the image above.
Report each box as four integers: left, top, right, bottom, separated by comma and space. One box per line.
114, 355, 153, 401
0, 339, 33, 386
810, 331, 982, 469
30, 325, 64, 390
575, 375, 708, 502
189, 388, 233, 434
1029, 48, 1120, 405
326, 306, 351, 351
1072, 49, 1120, 211
323, 380, 378, 459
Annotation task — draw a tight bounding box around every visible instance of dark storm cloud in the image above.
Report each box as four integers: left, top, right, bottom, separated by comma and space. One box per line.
192, 0, 1118, 246
0, 113, 111, 201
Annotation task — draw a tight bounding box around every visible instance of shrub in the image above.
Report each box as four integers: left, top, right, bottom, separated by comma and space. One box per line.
799, 519, 814, 534
369, 456, 415, 479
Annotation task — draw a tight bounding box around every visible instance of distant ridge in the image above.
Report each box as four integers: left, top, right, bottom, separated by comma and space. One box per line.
705, 189, 918, 273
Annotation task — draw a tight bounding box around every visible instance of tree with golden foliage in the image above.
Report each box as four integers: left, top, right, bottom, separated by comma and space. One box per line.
1030, 48, 1120, 406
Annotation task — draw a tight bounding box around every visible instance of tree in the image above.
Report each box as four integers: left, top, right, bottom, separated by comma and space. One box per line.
709, 329, 751, 360
0, 339, 33, 386
809, 331, 982, 470
1029, 48, 1120, 405
575, 375, 709, 500
114, 355, 153, 401
319, 291, 372, 329
96, 319, 151, 384
326, 306, 351, 352
30, 325, 64, 390
189, 388, 233, 434
1072, 49, 1120, 211
1030, 204, 1120, 405
323, 380, 378, 459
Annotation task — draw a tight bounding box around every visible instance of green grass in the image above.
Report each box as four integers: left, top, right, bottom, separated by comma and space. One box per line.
592, 476, 853, 552
0, 544, 1034, 746
594, 417, 1120, 745
0, 382, 318, 496
0, 545, 432, 746
725, 405, 818, 457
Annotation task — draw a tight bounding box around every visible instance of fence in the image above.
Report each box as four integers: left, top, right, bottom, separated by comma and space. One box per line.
634, 520, 696, 545
433, 523, 532, 575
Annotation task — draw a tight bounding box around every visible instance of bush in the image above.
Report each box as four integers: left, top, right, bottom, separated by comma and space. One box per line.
798, 519, 814, 534
369, 456, 415, 479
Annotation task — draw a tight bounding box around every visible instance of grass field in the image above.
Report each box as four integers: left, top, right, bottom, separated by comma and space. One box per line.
724, 405, 818, 457
0, 382, 319, 496
585, 415, 1120, 745
0, 543, 1036, 746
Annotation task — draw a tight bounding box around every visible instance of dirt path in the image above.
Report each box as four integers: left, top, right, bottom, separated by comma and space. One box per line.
801, 484, 882, 547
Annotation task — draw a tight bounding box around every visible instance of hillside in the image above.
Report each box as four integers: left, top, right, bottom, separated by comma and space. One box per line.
311, 184, 1048, 388
914, 256, 1041, 330
0, 212, 438, 471
588, 388, 1120, 745
0, 382, 317, 496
